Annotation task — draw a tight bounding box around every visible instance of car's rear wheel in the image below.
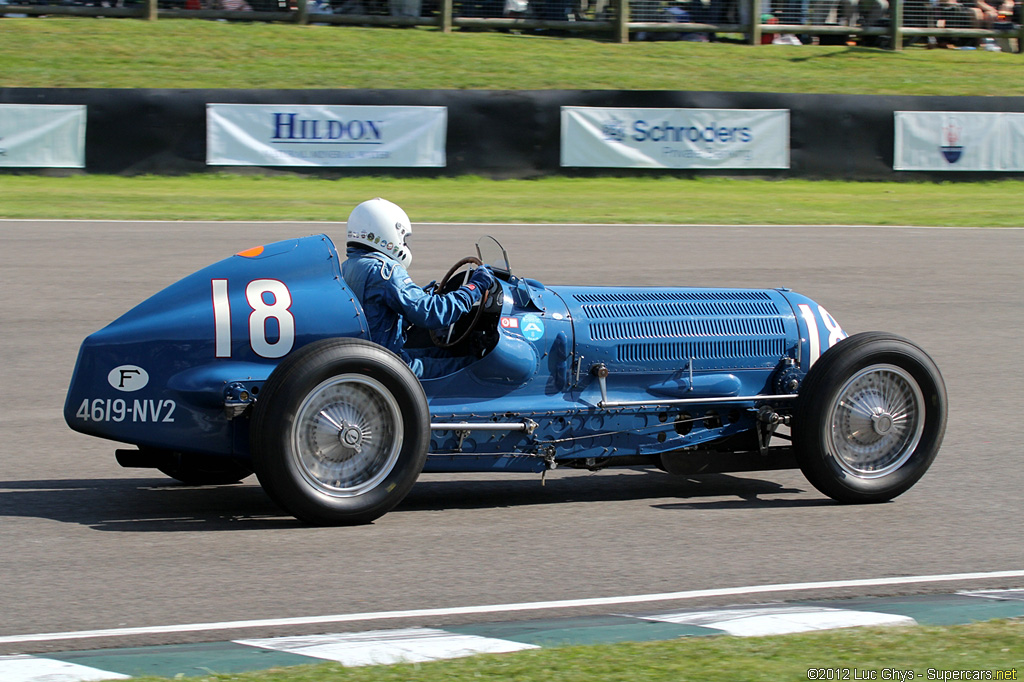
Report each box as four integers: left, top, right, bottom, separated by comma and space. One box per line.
792, 332, 946, 504
250, 338, 429, 525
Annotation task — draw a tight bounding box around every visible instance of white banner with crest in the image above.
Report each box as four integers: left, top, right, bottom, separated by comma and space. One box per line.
894, 111, 1024, 171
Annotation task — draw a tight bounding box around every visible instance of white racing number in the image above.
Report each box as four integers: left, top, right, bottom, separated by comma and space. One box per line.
212, 279, 295, 359
75, 398, 176, 423
798, 303, 847, 367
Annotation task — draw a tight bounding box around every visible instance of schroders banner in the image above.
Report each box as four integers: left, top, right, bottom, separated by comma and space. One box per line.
207, 104, 447, 167
894, 111, 1024, 171
561, 107, 790, 169
0, 104, 86, 168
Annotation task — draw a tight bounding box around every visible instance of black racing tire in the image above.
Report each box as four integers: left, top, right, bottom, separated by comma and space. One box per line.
155, 452, 253, 486
250, 338, 429, 525
792, 331, 947, 504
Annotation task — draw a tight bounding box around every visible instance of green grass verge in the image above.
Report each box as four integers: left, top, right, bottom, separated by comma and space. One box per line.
1, 18, 1023, 94
121, 620, 1024, 681
0, 174, 1021, 225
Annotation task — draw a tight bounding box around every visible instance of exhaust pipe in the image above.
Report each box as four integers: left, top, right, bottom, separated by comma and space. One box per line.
115, 448, 171, 469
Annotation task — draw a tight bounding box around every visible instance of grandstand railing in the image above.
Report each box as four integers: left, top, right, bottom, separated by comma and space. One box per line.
1, 0, 1021, 51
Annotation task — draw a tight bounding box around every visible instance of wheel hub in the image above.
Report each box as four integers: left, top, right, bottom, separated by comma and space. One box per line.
339, 421, 364, 451
871, 411, 895, 435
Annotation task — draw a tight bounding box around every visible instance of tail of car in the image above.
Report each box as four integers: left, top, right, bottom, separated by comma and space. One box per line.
64, 235, 368, 456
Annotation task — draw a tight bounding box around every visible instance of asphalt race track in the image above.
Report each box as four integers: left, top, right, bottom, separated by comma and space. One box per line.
1, 220, 1022, 654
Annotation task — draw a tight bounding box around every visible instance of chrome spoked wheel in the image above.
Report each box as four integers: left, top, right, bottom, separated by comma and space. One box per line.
252, 339, 429, 525
793, 332, 946, 504
826, 364, 925, 479
291, 374, 404, 498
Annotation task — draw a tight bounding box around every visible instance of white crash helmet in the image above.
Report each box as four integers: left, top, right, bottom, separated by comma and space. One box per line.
346, 198, 414, 268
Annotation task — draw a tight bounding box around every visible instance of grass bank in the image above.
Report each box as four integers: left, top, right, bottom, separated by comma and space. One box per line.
0, 174, 1021, 225
1, 18, 1022, 94
122, 620, 1024, 681
3, 17, 1022, 682
3, 19, 1023, 224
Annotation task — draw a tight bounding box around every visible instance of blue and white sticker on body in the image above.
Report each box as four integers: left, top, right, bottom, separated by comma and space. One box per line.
520, 313, 545, 342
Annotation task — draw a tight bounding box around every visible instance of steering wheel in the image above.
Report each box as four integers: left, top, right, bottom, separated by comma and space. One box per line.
429, 256, 489, 349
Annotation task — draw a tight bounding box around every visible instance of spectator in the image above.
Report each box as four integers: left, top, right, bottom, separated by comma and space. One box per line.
574, 0, 608, 19
903, 0, 935, 28
975, 0, 1013, 26
666, 0, 711, 39
842, 0, 888, 26
779, 0, 806, 25
505, 0, 529, 20
937, 0, 979, 29
389, 0, 420, 17
538, 0, 572, 20
332, 0, 367, 13
460, 0, 502, 17
810, 0, 844, 26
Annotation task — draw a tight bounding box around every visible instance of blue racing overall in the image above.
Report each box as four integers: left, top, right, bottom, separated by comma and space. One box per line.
342, 246, 486, 379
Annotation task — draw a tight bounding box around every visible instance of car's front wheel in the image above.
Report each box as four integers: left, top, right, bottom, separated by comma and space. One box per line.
793, 332, 947, 504
250, 339, 429, 525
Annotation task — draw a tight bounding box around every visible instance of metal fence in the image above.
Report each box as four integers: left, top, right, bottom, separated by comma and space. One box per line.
1, 0, 1021, 49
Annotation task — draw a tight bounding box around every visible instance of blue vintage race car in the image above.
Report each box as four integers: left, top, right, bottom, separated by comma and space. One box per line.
65, 233, 947, 525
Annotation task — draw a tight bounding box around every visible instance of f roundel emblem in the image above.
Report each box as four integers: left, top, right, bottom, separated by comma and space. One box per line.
107, 365, 150, 392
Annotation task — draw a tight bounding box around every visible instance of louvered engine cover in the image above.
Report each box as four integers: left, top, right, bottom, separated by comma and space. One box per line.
554, 287, 793, 373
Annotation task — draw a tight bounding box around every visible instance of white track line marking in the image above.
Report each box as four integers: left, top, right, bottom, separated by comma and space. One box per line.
236, 628, 538, 667
1, 570, 1022, 646
959, 588, 1024, 601
638, 605, 917, 637
0, 655, 129, 681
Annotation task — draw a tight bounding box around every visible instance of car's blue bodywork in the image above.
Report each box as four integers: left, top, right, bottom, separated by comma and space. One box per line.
65, 233, 848, 478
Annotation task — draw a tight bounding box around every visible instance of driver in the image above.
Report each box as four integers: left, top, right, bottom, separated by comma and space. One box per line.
341, 198, 494, 379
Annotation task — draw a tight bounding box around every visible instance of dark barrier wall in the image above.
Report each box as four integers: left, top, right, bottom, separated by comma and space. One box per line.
4, 88, 1024, 179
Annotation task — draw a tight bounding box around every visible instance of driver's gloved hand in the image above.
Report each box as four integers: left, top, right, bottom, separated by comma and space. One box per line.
467, 266, 495, 298
422, 280, 438, 294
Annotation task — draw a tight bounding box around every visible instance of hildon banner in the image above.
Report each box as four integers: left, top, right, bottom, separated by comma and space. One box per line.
894, 111, 1024, 171
0, 104, 86, 168
207, 104, 447, 168
560, 107, 790, 169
